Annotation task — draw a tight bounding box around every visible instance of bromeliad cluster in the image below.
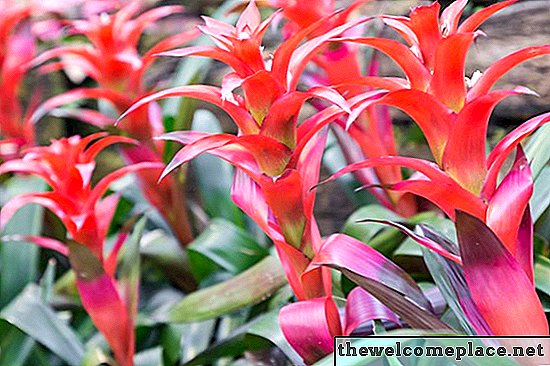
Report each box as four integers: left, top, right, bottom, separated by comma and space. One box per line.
0, 133, 161, 366
1, 0, 549, 365
122, 0, 550, 361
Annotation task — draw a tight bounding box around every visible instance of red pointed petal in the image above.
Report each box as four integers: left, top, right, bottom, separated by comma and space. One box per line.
236, 0, 261, 33
306, 86, 351, 114
429, 32, 477, 111
32, 88, 132, 124
483, 112, 550, 197
279, 297, 341, 364
443, 88, 532, 194
391, 179, 485, 220
458, 0, 517, 33
95, 194, 120, 243
334, 37, 430, 89
324, 155, 451, 187
125, 5, 185, 47
88, 162, 164, 210
486, 147, 533, 261
161, 133, 291, 179
156, 130, 212, 145
118, 85, 259, 134
0, 160, 55, 187
288, 17, 372, 90
456, 211, 548, 335
297, 128, 329, 219
440, 0, 468, 35
141, 29, 200, 67
1, 235, 68, 256
381, 16, 418, 47
272, 11, 364, 88
408, 2, 441, 69
84, 136, 137, 162
467, 45, 550, 101
49, 108, 117, 128
161, 134, 236, 179
104, 232, 128, 279
0, 192, 76, 234
30, 45, 100, 72
344, 287, 400, 335
155, 45, 252, 76
336, 76, 410, 92
349, 90, 452, 163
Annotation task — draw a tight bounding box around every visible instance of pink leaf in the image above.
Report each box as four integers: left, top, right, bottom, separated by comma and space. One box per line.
456, 211, 548, 335
344, 287, 400, 335
486, 147, 533, 266
279, 297, 341, 364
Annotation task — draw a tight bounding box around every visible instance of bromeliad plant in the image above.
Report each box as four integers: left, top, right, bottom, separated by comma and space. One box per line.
0, 4, 36, 160
320, 0, 550, 338
1, 0, 550, 365
0, 133, 161, 366
257, 0, 418, 216
31, 1, 199, 246
120, 0, 363, 301
120, 1, 454, 363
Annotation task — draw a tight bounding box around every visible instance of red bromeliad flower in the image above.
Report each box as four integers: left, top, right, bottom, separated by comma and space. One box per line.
319, 0, 550, 338
121, 3, 429, 363
256, 0, 419, 216
31, 1, 199, 246
0, 133, 162, 366
0, 4, 36, 160
338, 0, 550, 193
121, 0, 366, 301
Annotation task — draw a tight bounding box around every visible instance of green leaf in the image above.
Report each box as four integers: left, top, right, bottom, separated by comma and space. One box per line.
119, 217, 146, 319
0, 176, 45, 308
535, 255, 550, 296
166, 256, 286, 323
343, 204, 404, 255
532, 166, 550, 222
422, 248, 476, 335
0, 320, 35, 366
39, 259, 57, 303
134, 347, 162, 366
0, 284, 85, 366
525, 123, 550, 180
182, 309, 303, 366
187, 219, 269, 283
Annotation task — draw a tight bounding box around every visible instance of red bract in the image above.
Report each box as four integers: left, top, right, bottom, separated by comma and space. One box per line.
0, 133, 162, 366
320, 0, 550, 337
120, 1, 369, 302
32, 1, 198, 140
122, 4, 413, 363
257, 0, 418, 216
0, 4, 36, 160
32, 1, 198, 246
339, 0, 550, 189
